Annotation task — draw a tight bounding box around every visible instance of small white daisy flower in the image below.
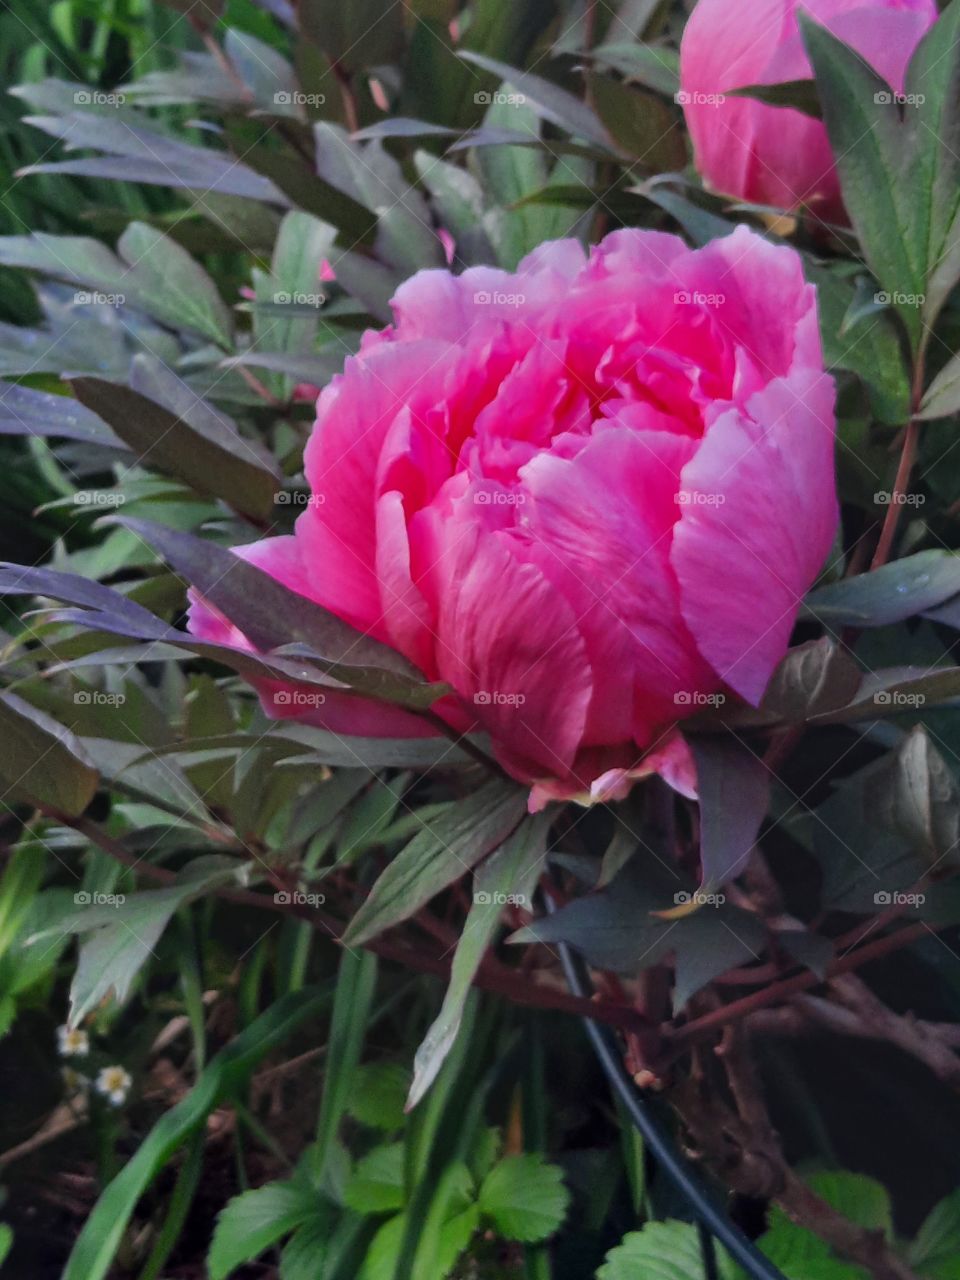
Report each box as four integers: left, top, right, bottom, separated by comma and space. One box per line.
95, 1065, 132, 1107
57, 1025, 90, 1058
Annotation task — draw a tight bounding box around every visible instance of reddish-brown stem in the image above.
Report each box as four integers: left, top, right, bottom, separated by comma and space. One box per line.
870, 416, 922, 570
332, 62, 360, 134
666, 919, 936, 1054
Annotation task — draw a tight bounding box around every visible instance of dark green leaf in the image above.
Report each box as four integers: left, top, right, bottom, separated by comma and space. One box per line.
0, 382, 124, 448
116, 222, 233, 348
803, 551, 960, 626
0, 691, 98, 817
458, 51, 618, 151
69, 378, 279, 522
117, 518, 444, 708
589, 43, 679, 97
865, 727, 960, 866
919, 351, 960, 420
342, 781, 527, 947
408, 814, 550, 1107
300, 0, 403, 71
727, 79, 822, 119
690, 738, 769, 891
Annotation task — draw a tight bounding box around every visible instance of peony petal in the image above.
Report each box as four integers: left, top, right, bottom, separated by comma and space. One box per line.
430, 509, 593, 783
518, 427, 717, 746
672, 362, 838, 705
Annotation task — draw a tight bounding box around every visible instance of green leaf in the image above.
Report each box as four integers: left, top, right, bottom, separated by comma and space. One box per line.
411, 1161, 480, 1276
754, 639, 863, 724
0, 691, 98, 817
727, 78, 822, 118
478, 1155, 569, 1243
919, 351, 960, 420
803, 551, 960, 627
801, 4, 960, 343
117, 518, 445, 708
689, 738, 769, 892
280, 1215, 334, 1280
314, 950, 378, 1186
347, 1063, 409, 1132
209, 1181, 324, 1280
807, 264, 911, 426
0, 1224, 12, 1267
117, 222, 233, 348
342, 780, 527, 946
62, 988, 328, 1280
408, 813, 550, 1108
32, 857, 245, 1025
511, 857, 766, 1003
597, 1220, 714, 1280
19, 116, 287, 203
865, 726, 960, 866
69, 378, 279, 523
300, 0, 403, 71
588, 75, 685, 170
910, 1189, 960, 1271
343, 1144, 406, 1213
589, 43, 679, 97
800, 15, 923, 343
807, 1171, 893, 1236
254, 210, 337, 396
0, 381, 124, 448
459, 51, 617, 151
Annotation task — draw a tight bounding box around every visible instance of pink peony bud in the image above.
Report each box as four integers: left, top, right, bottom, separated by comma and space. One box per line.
679, 0, 937, 223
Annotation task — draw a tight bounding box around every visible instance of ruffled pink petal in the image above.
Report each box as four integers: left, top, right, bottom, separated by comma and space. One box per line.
430, 507, 593, 784
672, 362, 838, 705
517, 427, 717, 747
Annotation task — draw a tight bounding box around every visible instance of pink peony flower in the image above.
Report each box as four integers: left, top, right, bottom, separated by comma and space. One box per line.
679, 0, 937, 223
189, 227, 837, 806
